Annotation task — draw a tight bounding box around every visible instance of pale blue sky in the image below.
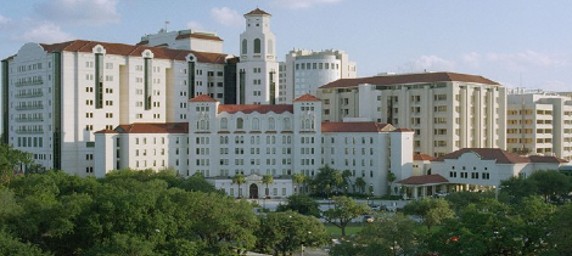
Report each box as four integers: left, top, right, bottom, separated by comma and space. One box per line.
1, 0, 571, 90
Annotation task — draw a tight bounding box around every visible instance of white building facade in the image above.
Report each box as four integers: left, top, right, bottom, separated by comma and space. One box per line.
94, 94, 414, 197
236, 8, 280, 105
506, 89, 572, 160
138, 29, 224, 53
2, 40, 236, 176
279, 49, 356, 103
398, 148, 569, 199
317, 72, 507, 157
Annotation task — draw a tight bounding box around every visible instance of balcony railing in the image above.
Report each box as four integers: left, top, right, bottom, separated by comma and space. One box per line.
15, 104, 44, 110
15, 128, 44, 134
14, 79, 43, 87
15, 91, 43, 98
15, 117, 44, 122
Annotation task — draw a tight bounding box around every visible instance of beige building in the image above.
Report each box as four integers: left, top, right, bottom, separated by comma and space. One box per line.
506, 89, 572, 160
317, 72, 507, 157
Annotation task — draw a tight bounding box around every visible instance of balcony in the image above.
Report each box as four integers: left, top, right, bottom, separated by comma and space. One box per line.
15, 128, 44, 134
15, 117, 44, 123
15, 104, 44, 111
15, 91, 43, 98
15, 79, 43, 87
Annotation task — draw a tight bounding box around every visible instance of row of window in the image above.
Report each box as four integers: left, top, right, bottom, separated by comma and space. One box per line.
16, 136, 43, 148
295, 62, 340, 70
449, 171, 491, 180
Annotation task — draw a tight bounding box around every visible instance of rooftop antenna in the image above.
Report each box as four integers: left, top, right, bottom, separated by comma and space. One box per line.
164, 20, 170, 32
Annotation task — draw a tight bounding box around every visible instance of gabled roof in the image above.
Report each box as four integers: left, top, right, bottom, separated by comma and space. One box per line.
190, 94, 218, 103
245, 8, 271, 16
320, 72, 500, 89
398, 174, 449, 185
115, 122, 188, 134
293, 94, 321, 102
528, 155, 569, 164
414, 153, 435, 161
218, 105, 293, 114
321, 122, 394, 133
39, 40, 228, 64
433, 148, 530, 164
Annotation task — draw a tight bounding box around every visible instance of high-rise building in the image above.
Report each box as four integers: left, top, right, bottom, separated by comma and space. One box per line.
1, 40, 235, 175
506, 88, 572, 160
278, 49, 356, 103
317, 72, 507, 157
236, 8, 280, 105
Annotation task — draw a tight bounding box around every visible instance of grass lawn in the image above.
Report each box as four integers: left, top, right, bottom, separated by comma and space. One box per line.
325, 223, 365, 237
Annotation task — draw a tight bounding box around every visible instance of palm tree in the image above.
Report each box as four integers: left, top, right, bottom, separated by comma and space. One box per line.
342, 169, 352, 194
293, 173, 306, 194
387, 171, 396, 195
232, 174, 246, 198
355, 177, 366, 195
262, 175, 274, 199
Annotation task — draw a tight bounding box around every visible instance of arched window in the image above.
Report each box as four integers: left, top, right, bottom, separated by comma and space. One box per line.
220, 118, 228, 130
268, 117, 275, 130
252, 118, 259, 130
254, 38, 261, 54
242, 39, 247, 54
237, 118, 244, 129
304, 119, 312, 129
283, 118, 291, 130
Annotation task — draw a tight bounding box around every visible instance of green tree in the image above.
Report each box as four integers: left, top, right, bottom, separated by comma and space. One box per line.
262, 175, 274, 198
347, 213, 420, 256
387, 171, 396, 195
0, 143, 33, 185
426, 199, 527, 255
322, 196, 369, 236
342, 169, 352, 194
445, 190, 495, 212
355, 177, 366, 194
255, 211, 328, 256
276, 194, 321, 217
0, 230, 51, 256
232, 174, 246, 198
310, 165, 343, 197
292, 173, 306, 194
529, 170, 571, 203
403, 198, 454, 230
499, 176, 538, 204
549, 203, 572, 255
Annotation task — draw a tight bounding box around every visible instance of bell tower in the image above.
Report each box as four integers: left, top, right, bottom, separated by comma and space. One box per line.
236, 8, 279, 105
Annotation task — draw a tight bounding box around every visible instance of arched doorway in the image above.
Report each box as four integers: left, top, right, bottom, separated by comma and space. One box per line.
249, 184, 259, 199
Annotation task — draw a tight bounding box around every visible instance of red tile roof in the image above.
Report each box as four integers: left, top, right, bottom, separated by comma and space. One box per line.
392, 128, 414, 132
320, 72, 500, 89
414, 153, 435, 161
94, 129, 118, 134
528, 155, 569, 164
293, 94, 321, 102
175, 32, 223, 42
39, 40, 228, 64
398, 174, 449, 185
190, 94, 218, 102
433, 148, 530, 164
218, 104, 293, 114
321, 122, 394, 133
245, 8, 271, 16
115, 122, 188, 134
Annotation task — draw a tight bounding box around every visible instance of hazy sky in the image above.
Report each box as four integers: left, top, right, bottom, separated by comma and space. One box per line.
1, 0, 571, 91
